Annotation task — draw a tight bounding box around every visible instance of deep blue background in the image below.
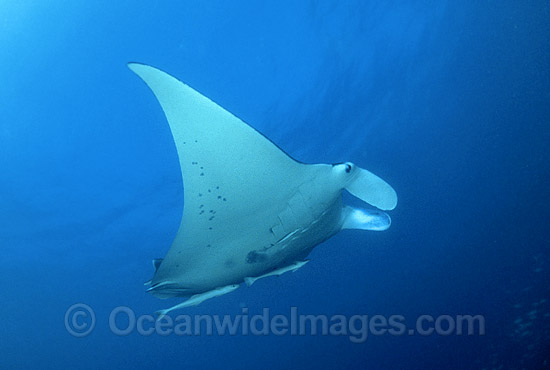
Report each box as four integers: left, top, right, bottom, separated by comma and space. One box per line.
1, 1, 549, 369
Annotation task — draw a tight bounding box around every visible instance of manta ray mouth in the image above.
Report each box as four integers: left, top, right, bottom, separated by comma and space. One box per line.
147, 281, 191, 299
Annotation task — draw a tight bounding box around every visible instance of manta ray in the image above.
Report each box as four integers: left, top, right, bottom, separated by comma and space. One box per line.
128, 63, 397, 317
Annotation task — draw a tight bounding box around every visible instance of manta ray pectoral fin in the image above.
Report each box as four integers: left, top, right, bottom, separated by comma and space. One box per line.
341, 206, 391, 231
346, 168, 397, 211
128, 63, 314, 280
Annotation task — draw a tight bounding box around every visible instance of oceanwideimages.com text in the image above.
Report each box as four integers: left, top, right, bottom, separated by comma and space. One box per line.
65, 304, 485, 342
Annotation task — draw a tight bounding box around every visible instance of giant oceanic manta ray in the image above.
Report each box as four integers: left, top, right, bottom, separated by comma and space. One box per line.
128, 63, 397, 318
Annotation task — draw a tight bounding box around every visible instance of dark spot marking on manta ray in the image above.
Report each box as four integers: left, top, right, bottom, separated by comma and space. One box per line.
206, 244, 211, 248
194, 140, 198, 143
200, 172, 204, 176
246, 251, 268, 264
199, 210, 205, 215
224, 259, 235, 268
208, 227, 212, 230
199, 204, 204, 208
216, 186, 219, 190
223, 198, 227, 201
198, 193, 202, 197
217, 196, 221, 199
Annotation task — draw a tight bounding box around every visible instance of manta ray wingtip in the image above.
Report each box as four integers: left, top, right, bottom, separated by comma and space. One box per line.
127, 61, 143, 68
127, 62, 154, 75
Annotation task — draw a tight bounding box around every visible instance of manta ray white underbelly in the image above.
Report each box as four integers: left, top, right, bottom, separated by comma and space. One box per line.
128, 63, 397, 317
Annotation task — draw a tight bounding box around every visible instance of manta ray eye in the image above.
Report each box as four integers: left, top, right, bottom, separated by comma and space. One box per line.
332, 162, 353, 176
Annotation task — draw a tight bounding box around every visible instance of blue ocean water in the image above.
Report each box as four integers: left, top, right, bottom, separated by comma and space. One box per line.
1, 1, 549, 369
